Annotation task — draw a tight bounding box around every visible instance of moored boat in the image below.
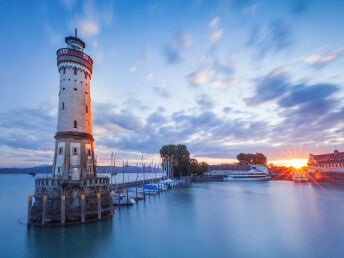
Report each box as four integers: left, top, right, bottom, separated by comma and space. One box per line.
223, 165, 271, 181
112, 192, 135, 206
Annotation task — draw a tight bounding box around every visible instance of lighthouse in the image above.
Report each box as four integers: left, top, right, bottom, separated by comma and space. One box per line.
52, 29, 96, 180
28, 31, 113, 226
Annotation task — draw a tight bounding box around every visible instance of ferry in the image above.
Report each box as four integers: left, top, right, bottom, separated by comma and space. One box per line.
223, 165, 271, 181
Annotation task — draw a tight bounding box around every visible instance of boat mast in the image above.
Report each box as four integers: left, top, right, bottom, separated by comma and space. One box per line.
122, 160, 125, 184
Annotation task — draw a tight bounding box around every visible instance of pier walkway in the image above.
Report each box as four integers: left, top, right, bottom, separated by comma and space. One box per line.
111, 177, 167, 192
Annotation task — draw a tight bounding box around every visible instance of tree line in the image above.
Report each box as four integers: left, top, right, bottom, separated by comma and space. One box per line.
160, 144, 268, 177
159, 144, 208, 177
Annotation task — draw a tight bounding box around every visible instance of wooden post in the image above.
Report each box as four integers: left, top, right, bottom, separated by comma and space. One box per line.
81, 194, 85, 223
118, 192, 121, 208
61, 195, 65, 225
42, 195, 47, 225
109, 191, 113, 215
27, 196, 32, 227
143, 185, 146, 201
136, 186, 138, 201
126, 188, 128, 205
97, 193, 101, 219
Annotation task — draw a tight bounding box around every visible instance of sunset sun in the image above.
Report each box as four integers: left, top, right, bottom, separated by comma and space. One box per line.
289, 159, 307, 169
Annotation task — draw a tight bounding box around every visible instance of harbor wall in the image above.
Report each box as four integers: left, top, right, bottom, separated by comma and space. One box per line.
30, 177, 113, 225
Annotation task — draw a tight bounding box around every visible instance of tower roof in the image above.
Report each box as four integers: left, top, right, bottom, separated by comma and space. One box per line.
65, 29, 85, 51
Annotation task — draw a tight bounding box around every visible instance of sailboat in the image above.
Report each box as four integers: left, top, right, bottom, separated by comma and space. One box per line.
112, 160, 135, 206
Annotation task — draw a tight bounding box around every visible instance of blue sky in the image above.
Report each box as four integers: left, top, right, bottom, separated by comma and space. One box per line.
0, 0, 343, 167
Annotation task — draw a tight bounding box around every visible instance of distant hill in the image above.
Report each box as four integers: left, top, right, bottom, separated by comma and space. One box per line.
0, 165, 163, 174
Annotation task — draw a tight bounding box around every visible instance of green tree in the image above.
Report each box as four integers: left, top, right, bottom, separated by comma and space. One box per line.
236, 152, 267, 166
160, 144, 190, 177
160, 144, 208, 177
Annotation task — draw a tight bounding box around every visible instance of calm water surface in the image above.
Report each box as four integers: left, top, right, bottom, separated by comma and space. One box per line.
1, 174, 344, 258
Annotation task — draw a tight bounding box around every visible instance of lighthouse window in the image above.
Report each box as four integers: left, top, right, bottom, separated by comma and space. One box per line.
63, 68, 66, 74
62, 87, 65, 90
74, 88, 77, 91
85, 92, 88, 95
73, 148, 77, 155
58, 147, 63, 154
58, 167, 61, 173
87, 149, 91, 156
62, 102, 64, 110
86, 105, 88, 113
74, 67, 77, 75
85, 73, 87, 79
74, 120, 77, 128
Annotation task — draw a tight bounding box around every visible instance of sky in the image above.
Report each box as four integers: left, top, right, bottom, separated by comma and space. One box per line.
0, 0, 343, 167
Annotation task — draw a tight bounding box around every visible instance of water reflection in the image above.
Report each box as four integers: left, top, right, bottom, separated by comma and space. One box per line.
2, 175, 344, 257
26, 219, 113, 257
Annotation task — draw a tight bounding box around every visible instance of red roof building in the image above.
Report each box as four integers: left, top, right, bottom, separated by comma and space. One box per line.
307, 150, 344, 173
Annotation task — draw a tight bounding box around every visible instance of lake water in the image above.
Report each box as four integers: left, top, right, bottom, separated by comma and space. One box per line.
1, 174, 344, 257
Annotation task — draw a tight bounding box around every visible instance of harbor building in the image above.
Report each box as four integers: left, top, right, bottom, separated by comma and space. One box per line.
307, 150, 344, 175
29, 31, 113, 226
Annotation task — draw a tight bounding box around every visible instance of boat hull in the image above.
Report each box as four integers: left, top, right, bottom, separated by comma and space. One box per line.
224, 176, 271, 181
112, 197, 135, 206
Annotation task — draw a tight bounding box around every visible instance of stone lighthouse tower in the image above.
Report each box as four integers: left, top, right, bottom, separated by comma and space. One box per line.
28, 31, 113, 226
52, 30, 96, 180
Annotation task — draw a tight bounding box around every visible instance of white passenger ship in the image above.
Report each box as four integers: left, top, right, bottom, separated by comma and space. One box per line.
208, 165, 270, 181
223, 165, 271, 181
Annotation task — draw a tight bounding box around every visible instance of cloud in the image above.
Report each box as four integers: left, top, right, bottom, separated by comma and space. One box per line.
210, 29, 223, 44
94, 108, 144, 132
245, 68, 341, 113
2, 95, 342, 166
0, 105, 56, 151
223, 106, 232, 113
141, 49, 152, 62
249, 19, 292, 59
76, 18, 99, 36
146, 73, 153, 80
164, 31, 193, 64
243, 68, 343, 146
196, 94, 216, 109
69, 0, 113, 38
277, 83, 339, 119
302, 49, 343, 68
154, 80, 170, 98
129, 66, 137, 72
267, 19, 292, 52
209, 17, 219, 27
208, 17, 223, 45
244, 68, 289, 105
212, 78, 238, 89
186, 69, 213, 86
213, 60, 234, 75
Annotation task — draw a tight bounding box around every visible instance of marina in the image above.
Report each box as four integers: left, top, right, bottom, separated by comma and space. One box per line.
1, 1, 344, 257
3, 174, 344, 257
